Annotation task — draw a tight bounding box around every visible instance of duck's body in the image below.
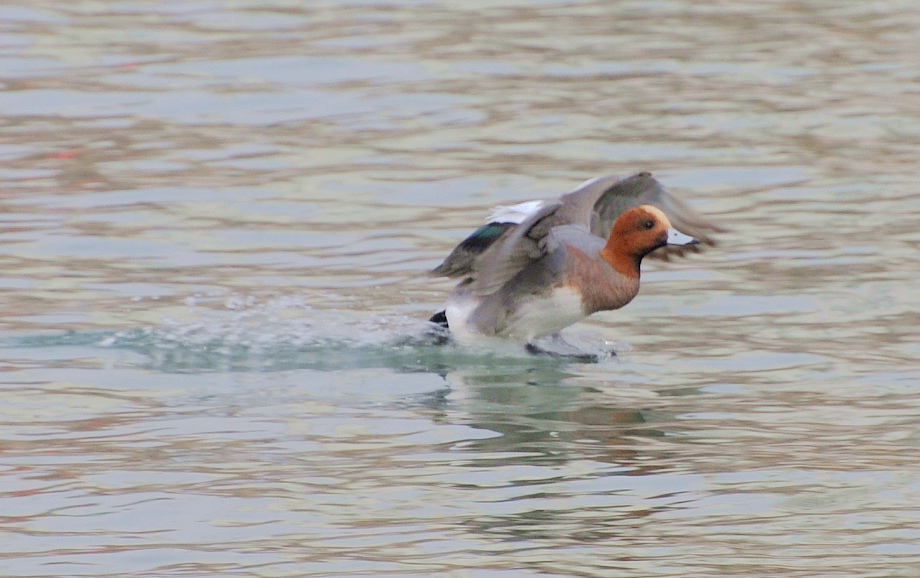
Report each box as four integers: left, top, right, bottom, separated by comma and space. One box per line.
429, 172, 721, 344
444, 226, 637, 341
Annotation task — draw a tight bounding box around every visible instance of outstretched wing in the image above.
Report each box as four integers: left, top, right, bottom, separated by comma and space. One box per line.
431, 201, 565, 296
559, 172, 724, 259
431, 172, 722, 281
430, 221, 517, 278
468, 202, 563, 296
430, 198, 556, 280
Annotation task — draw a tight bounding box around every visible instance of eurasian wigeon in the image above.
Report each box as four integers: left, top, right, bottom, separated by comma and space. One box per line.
429, 172, 722, 348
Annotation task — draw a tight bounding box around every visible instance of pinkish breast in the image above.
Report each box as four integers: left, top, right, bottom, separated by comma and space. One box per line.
563, 245, 641, 314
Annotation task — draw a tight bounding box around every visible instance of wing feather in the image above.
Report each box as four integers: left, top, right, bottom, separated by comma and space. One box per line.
587, 172, 725, 259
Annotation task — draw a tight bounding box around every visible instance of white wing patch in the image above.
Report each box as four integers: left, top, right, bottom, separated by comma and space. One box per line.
487, 200, 548, 224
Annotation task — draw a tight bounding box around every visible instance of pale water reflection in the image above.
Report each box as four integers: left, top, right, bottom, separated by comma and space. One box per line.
2, 0, 920, 576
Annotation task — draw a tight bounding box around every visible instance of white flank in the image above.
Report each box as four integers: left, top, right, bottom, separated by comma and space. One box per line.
445, 286, 587, 342
444, 295, 482, 341
506, 286, 587, 341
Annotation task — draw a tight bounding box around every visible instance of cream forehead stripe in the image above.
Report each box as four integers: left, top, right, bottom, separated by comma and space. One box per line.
635, 204, 672, 228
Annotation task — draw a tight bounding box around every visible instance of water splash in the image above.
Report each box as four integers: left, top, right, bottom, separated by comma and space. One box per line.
3, 295, 616, 373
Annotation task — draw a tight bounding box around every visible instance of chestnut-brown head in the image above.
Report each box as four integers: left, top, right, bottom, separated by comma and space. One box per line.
600, 205, 698, 278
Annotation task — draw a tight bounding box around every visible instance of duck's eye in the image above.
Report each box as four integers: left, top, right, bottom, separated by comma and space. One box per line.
642, 219, 655, 230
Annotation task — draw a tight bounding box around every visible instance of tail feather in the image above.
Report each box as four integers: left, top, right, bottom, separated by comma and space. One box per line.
429, 310, 449, 328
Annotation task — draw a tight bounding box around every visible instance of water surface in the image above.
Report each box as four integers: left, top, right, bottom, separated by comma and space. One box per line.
2, 1, 920, 576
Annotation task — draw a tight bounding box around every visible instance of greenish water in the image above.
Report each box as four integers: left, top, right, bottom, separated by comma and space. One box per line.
2, 1, 920, 576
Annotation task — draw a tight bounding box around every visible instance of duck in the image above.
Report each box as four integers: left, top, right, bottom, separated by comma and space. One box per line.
428, 172, 722, 349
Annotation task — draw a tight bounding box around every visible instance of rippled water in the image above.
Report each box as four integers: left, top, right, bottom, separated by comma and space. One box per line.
2, 1, 920, 576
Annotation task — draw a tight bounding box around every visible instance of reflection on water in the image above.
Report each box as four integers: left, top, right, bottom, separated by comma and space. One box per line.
2, 0, 920, 576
